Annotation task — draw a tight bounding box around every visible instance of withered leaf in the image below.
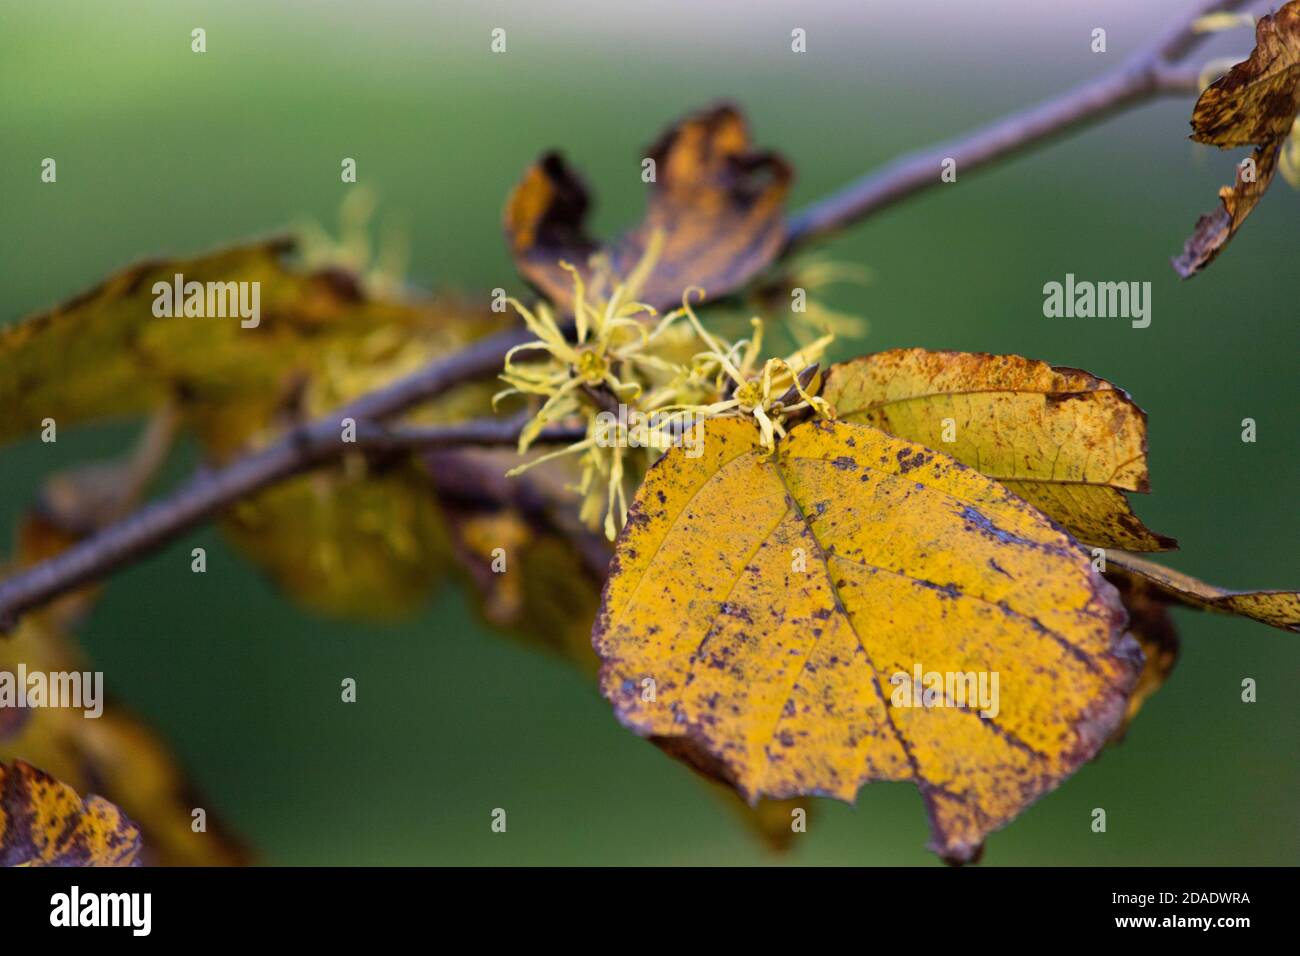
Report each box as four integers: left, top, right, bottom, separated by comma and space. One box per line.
1172, 141, 1284, 277
0, 595, 249, 866
0, 760, 141, 866
1173, 0, 1300, 276
1105, 550, 1300, 633
595, 417, 1140, 862
822, 350, 1175, 552
1190, 1, 1300, 148
504, 103, 792, 313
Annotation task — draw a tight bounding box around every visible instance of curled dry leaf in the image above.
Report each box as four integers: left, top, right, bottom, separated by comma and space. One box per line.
0, 760, 141, 866
1104, 550, 1300, 633
1173, 141, 1285, 277
504, 103, 792, 313
1173, 0, 1300, 276
822, 350, 1176, 552
1189, 1, 1300, 149
594, 417, 1140, 862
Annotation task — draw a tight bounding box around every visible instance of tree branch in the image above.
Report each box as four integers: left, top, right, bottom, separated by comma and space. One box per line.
0, 409, 582, 629
0, 0, 1258, 630
783, 0, 1256, 249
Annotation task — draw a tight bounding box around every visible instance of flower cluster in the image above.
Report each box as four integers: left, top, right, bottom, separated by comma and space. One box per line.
495, 235, 839, 540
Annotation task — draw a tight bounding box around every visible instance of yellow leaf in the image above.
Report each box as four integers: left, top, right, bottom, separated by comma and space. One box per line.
822, 349, 1175, 552
0, 614, 249, 867
1105, 551, 1300, 633
0, 760, 141, 866
0, 239, 500, 450
0, 238, 504, 452
224, 462, 451, 621
1, 239, 286, 445
595, 417, 1139, 862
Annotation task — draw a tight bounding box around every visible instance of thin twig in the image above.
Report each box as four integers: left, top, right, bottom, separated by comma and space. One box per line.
783, 0, 1255, 249
0, 0, 1256, 629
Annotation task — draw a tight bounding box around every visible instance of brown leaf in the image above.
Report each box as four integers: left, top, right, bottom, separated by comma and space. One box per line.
504, 103, 792, 312
1190, 2, 1300, 148
1174, 1, 1300, 277
1172, 141, 1283, 277
430, 448, 608, 673
0, 760, 141, 867
1105, 551, 1300, 633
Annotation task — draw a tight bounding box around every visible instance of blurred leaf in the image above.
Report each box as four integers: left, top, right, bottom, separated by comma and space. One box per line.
1105, 551, 1300, 633
1174, 0, 1300, 276
0, 235, 503, 455
224, 462, 452, 621
0, 238, 510, 619
822, 349, 1175, 551
594, 417, 1139, 862
1192, 12, 1258, 34
1, 238, 289, 446
0, 759, 141, 867
504, 103, 792, 312
1189, 2, 1300, 148
427, 448, 607, 671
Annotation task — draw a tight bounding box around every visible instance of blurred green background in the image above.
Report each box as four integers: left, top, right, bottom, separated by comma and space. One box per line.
1, 0, 1296, 864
